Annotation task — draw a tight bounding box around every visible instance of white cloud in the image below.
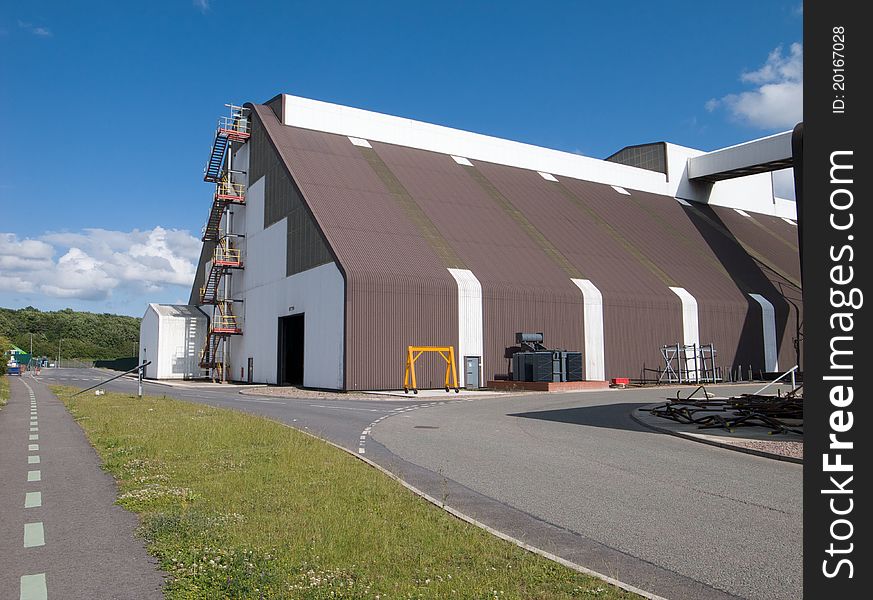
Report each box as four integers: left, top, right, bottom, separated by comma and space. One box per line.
17, 20, 51, 37
0, 234, 54, 271
193, 0, 210, 13
0, 227, 200, 303
707, 43, 802, 130
0, 274, 34, 293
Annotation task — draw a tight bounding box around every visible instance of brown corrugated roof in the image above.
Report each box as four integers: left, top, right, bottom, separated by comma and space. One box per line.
248, 103, 802, 387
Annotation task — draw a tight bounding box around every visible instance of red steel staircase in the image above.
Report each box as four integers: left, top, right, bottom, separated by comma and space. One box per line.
198, 105, 249, 380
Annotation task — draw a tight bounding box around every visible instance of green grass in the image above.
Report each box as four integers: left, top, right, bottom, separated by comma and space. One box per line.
0, 375, 8, 408
53, 387, 639, 600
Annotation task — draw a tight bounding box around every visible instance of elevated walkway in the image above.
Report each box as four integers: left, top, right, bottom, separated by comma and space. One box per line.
687, 131, 794, 183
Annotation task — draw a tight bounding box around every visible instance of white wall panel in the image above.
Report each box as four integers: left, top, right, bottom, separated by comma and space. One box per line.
665, 142, 796, 219
447, 268, 484, 387
669, 287, 700, 348
749, 293, 779, 372
234, 262, 344, 388
571, 279, 606, 381
139, 306, 160, 379
245, 217, 287, 290
669, 287, 702, 380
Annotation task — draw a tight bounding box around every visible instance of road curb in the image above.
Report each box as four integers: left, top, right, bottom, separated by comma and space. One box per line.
630, 405, 802, 465
271, 413, 670, 600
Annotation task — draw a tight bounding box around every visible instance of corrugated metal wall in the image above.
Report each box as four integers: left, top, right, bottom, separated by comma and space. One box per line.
254, 108, 459, 389
605, 142, 669, 175
249, 102, 803, 388
248, 112, 334, 277
371, 142, 587, 383
472, 162, 685, 379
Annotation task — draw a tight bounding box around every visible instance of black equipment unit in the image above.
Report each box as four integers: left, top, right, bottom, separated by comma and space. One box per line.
511, 333, 583, 382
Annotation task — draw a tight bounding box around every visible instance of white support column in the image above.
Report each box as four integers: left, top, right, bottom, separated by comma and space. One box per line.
749, 293, 779, 372
669, 287, 701, 380
447, 268, 484, 387
571, 279, 606, 381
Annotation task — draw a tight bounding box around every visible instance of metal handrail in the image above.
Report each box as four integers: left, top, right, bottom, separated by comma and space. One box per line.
217, 115, 250, 135
71, 361, 152, 397
214, 247, 241, 263
753, 365, 799, 395
213, 315, 239, 329
216, 179, 245, 198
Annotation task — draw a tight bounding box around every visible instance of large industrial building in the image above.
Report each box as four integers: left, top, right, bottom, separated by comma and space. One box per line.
140, 94, 802, 391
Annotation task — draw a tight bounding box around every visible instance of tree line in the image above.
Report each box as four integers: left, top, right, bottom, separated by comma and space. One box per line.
0, 306, 141, 362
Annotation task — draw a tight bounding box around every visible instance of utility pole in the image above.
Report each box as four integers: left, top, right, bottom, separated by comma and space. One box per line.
57, 339, 61, 368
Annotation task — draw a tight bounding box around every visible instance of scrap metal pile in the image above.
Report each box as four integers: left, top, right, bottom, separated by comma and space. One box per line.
647, 385, 803, 435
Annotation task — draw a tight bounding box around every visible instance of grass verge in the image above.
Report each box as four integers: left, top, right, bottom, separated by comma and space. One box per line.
0, 375, 8, 408
53, 386, 639, 599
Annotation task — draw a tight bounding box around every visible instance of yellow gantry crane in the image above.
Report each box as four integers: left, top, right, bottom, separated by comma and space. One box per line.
403, 345, 460, 394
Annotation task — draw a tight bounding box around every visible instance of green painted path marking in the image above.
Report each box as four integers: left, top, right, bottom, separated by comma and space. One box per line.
29, 434, 38, 441
25, 491, 42, 508
20, 573, 47, 600
28, 444, 39, 451
24, 522, 45, 547
27, 470, 41, 482
28, 455, 40, 464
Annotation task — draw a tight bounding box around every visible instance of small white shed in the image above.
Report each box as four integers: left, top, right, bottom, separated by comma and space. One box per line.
139, 304, 208, 379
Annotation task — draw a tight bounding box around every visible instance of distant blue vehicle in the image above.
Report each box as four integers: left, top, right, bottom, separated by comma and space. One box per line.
6, 362, 21, 375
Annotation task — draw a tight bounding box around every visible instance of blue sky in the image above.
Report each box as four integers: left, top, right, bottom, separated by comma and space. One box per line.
0, 1, 802, 316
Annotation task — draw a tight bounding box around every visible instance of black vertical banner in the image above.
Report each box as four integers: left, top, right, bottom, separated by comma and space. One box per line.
804, 1, 871, 598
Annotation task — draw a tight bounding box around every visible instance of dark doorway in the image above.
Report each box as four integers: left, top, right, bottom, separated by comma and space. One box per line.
278, 314, 304, 385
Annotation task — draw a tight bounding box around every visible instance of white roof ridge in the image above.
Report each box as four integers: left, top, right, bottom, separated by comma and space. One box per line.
276, 93, 670, 194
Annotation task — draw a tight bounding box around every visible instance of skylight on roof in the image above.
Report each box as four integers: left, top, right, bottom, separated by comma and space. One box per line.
611, 185, 630, 195
734, 208, 752, 218
451, 155, 473, 166
348, 136, 372, 148
537, 171, 558, 182
676, 198, 691, 206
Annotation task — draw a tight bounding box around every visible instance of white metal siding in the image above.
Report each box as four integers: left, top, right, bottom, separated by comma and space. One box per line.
233, 262, 344, 388
139, 306, 160, 379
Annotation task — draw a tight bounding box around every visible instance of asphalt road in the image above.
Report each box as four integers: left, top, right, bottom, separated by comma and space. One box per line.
33, 368, 801, 600
372, 386, 802, 600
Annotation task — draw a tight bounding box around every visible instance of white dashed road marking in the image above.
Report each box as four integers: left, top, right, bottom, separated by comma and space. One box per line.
20, 377, 49, 596
20, 573, 48, 600
25, 492, 42, 508
357, 398, 468, 455
24, 522, 45, 548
